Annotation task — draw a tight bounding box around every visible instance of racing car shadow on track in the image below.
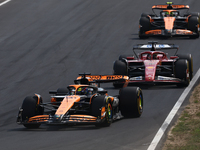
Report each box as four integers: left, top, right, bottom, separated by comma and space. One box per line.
130, 34, 198, 41
12, 124, 102, 132
12, 118, 125, 131
110, 84, 183, 90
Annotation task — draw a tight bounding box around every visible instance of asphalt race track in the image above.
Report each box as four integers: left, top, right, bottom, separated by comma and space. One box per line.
0, 0, 200, 150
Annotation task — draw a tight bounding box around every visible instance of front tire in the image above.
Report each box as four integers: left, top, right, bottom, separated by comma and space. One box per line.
175, 59, 190, 87
91, 96, 113, 127
177, 54, 193, 80
119, 87, 143, 118
119, 55, 133, 61
21, 96, 43, 128
113, 60, 127, 75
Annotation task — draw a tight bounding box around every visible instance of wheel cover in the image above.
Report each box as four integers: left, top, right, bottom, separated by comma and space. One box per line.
137, 94, 143, 114
107, 103, 112, 119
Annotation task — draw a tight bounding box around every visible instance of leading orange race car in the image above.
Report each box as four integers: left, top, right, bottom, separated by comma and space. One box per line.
17, 73, 143, 128
139, 2, 200, 38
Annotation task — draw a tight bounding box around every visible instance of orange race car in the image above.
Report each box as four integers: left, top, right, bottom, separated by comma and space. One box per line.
139, 2, 200, 39
17, 73, 143, 128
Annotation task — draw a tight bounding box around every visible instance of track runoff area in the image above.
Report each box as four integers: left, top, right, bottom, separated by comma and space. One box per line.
147, 68, 200, 150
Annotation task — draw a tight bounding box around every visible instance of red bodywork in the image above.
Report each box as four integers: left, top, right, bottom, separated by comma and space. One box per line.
128, 51, 183, 84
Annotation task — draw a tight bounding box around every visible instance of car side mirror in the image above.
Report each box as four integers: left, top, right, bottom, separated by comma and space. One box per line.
170, 56, 178, 59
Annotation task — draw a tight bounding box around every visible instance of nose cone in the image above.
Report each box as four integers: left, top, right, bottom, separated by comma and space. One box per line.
145, 75, 154, 81
164, 17, 175, 30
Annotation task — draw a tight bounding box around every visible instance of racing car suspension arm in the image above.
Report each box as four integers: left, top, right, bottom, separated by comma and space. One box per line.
129, 66, 145, 72
157, 65, 172, 71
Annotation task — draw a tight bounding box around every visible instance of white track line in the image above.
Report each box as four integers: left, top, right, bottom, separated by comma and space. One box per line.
0, 0, 11, 6
147, 68, 200, 150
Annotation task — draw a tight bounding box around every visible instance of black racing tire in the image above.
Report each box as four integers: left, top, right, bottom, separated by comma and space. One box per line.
91, 96, 113, 127
113, 60, 127, 75
175, 59, 190, 87
119, 54, 133, 61
176, 54, 193, 80
189, 12, 200, 17
139, 16, 150, 39
119, 87, 143, 118
188, 16, 199, 39
141, 13, 150, 17
113, 60, 127, 88
21, 96, 43, 128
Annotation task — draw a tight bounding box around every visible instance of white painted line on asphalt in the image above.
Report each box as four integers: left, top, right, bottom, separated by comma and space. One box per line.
147, 68, 200, 150
0, 0, 11, 6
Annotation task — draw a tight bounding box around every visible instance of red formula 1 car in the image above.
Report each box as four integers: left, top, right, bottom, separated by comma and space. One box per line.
17, 74, 143, 128
113, 41, 193, 87
139, 2, 200, 38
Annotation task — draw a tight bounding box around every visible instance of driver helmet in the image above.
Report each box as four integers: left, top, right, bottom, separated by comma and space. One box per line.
147, 54, 151, 59
82, 88, 88, 95
170, 11, 177, 17
76, 87, 82, 95
88, 88, 93, 95
70, 89, 76, 95
165, 12, 170, 16
153, 54, 158, 59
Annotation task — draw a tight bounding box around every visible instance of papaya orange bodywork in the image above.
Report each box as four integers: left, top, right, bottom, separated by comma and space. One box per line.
164, 17, 175, 30
28, 115, 49, 123
69, 115, 97, 122
152, 5, 189, 9
55, 95, 80, 115
145, 30, 162, 35
76, 75, 129, 81
175, 29, 193, 35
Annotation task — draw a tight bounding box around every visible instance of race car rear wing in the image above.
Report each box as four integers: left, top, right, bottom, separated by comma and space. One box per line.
132, 41, 179, 58
74, 73, 129, 87
152, 4, 189, 10
132, 43, 179, 50
151, 2, 189, 15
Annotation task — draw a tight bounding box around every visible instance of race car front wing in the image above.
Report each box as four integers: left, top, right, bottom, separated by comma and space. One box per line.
17, 109, 104, 125
113, 75, 185, 85
144, 29, 196, 37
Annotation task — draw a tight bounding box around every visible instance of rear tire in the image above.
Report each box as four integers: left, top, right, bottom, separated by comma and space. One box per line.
21, 96, 43, 128
139, 16, 150, 39
91, 96, 113, 127
119, 87, 143, 118
188, 16, 199, 39
113, 60, 127, 75
175, 59, 190, 87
